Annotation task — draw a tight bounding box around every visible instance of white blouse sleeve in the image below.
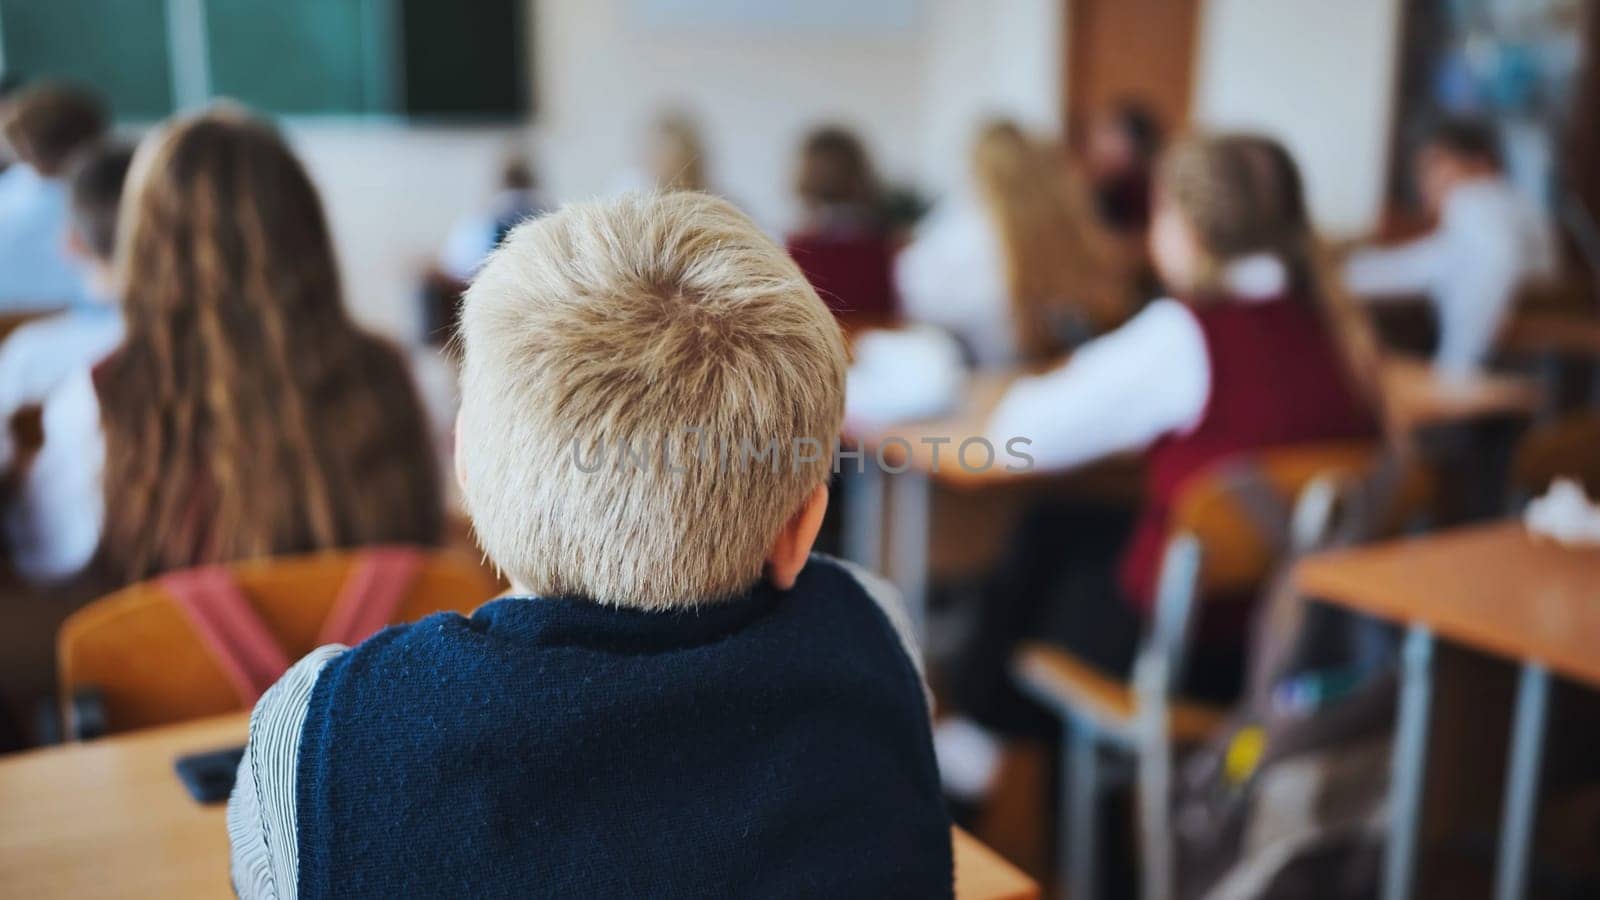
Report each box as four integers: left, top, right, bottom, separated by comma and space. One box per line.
893, 201, 1015, 365
984, 298, 1211, 473
1343, 233, 1449, 300
5, 368, 105, 582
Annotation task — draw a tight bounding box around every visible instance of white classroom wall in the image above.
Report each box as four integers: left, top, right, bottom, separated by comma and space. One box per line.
532, 0, 1062, 231
916, 0, 1063, 192
288, 0, 1400, 341
1190, 0, 1405, 236
286, 0, 1064, 341
529, 0, 927, 234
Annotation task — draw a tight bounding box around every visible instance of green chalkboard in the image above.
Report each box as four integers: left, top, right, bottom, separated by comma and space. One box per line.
204, 0, 395, 116
399, 0, 526, 118
0, 0, 176, 119
0, 0, 526, 122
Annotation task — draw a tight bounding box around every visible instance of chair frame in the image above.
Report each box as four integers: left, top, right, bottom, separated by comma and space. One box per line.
1014, 474, 1346, 900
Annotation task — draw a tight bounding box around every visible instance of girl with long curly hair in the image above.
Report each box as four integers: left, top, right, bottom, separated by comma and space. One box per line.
9, 107, 442, 585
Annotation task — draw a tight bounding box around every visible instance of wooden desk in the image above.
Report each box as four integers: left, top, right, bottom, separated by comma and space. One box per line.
839, 351, 1542, 639
0, 713, 1037, 900
1500, 312, 1600, 362
1295, 523, 1600, 900
1380, 357, 1542, 432
842, 371, 1141, 636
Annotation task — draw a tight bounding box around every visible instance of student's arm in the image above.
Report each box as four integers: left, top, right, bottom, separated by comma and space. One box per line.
1428, 193, 1524, 373
228, 644, 348, 900
4, 369, 104, 582
983, 299, 1211, 473
1343, 231, 1449, 301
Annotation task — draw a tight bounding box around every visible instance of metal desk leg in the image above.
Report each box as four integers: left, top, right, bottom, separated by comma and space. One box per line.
888, 470, 932, 641
1065, 721, 1100, 900
841, 464, 885, 572
1385, 626, 1435, 900
1493, 663, 1551, 900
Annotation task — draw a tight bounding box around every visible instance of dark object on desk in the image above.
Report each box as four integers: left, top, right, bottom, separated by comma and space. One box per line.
174, 745, 245, 804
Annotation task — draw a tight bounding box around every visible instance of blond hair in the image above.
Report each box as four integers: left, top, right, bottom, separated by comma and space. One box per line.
457, 192, 846, 610
973, 120, 1127, 359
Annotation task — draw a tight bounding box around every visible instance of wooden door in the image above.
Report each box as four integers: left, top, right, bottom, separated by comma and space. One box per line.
1064, 0, 1203, 141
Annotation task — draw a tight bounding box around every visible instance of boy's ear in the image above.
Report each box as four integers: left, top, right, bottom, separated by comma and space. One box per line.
765, 482, 829, 591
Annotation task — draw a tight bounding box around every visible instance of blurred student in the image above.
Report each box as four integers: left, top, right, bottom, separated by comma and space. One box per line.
227, 192, 952, 897
0, 83, 108, 308
436, 156, 549, 284
650, 111, 710, 192
422, 155, 549, 343
936, 135, 1382, 799
1345, 117, 1555, 374
6, 108, 442, 585
786, 125, 896, 325
895, 120, 1125, 367
0, 143, 131, 469
610, 110, 714, 196
1086, 99, 1163, 235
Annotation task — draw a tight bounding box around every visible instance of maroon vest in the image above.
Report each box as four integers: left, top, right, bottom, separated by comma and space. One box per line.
1117, 296, 1377, 622
785, 230, 896, 325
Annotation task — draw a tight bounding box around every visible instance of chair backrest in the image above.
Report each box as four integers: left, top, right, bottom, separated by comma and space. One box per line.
57, 547, 504, 735
1168, 441, 1403, 598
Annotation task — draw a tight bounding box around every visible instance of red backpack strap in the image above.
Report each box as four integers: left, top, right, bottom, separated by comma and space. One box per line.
161, 566, 293, 706
316, 546, 425, 648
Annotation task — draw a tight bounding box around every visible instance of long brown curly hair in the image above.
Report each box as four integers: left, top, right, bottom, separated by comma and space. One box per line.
98, 108, 442, 584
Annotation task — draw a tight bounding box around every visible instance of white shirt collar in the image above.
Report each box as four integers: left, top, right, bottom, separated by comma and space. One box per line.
1221, 253, 1289, 301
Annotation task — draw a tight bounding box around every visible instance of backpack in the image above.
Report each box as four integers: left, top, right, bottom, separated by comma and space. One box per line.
1173, 457, 1427, 899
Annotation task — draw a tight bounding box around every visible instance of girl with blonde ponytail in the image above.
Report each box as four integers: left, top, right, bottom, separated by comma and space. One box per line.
935, 134, 1383, 802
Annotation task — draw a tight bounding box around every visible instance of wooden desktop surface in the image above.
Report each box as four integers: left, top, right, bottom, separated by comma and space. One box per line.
1380, 357, 1541, 431
1500, 311, 1600, 360
1295, 521, 1600, 688
845, 355, 1537, 487
0, 713, 1037, 900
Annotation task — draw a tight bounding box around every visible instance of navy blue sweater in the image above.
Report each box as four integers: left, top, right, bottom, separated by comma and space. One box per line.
293, 557, 953, 898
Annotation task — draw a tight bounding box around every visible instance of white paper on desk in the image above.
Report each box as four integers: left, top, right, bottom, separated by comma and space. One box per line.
844, 326, 967, 432
1523, 478, 1600, 546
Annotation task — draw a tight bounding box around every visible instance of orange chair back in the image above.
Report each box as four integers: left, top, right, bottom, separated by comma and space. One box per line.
58, 548, 503, 734
1170, 441, 1428, 596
